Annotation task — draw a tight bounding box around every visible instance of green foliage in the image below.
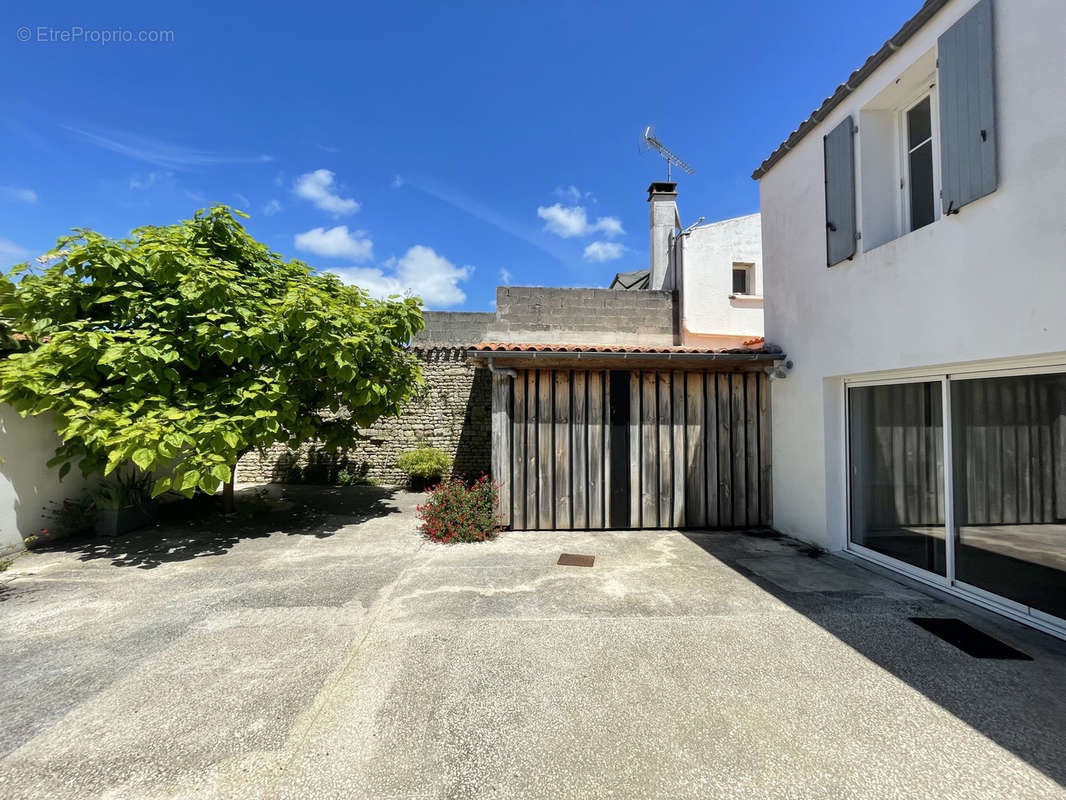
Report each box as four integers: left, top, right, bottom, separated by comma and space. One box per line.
395, 447, 452, 480
92, 471, 155, 510
416, 475, 499, 543
0, 207, 424, 498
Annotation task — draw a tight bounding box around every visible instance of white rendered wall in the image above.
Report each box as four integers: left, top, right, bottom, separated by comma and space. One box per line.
759, 0, 1066, 549
0, 406, 90, 552
677, 212, 764, 341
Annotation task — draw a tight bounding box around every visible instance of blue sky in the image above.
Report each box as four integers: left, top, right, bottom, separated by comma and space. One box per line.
2, 0, 919, 310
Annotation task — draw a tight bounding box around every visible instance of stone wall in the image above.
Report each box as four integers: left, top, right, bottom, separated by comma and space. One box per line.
235, 346, 491, 487
487, 286, 678, 346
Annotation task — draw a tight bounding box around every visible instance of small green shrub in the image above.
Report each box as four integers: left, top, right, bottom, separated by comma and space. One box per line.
396, 448, 452, 485
416, 475, 499, 543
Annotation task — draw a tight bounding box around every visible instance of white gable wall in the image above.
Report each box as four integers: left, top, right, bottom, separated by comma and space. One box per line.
759, 0, 1066, 548
677, 212, 764, 342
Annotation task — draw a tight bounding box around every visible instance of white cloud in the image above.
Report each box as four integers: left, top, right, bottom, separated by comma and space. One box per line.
0, 238, 32, 267
391, 175, 404, 189
536, 203, 623, 238
128, 171, 171, 190
0, 186, 38, 203
65, 126, 272, 169
234, 192, 251, 208
294, 225, 373, 261
499, 268, 512, 284
293, 169, 360, 216
327, 245, 472, 308
583, 241, 625, 262
262, 199, 282, 216
553, 185, 582, 203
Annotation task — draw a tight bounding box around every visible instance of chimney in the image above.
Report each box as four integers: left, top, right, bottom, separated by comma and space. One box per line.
648, 182, 679, 290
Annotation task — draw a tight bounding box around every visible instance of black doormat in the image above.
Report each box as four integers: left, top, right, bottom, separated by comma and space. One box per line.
910, 617, 1033, 660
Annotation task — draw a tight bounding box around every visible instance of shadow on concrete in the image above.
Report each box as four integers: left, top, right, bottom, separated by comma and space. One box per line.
683, 529, 1066, 790
35, 484, 401, 570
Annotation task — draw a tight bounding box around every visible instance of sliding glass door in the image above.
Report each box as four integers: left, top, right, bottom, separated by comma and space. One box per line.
950, 372, 1066, 621
848, 381, 946, 576
847, 368, 1066, 631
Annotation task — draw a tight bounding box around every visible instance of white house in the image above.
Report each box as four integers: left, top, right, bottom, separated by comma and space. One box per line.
754, 0, 1066, 636
614, 182, 764, 349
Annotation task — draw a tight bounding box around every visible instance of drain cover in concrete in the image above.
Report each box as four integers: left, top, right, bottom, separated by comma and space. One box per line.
557, 553, 595, 567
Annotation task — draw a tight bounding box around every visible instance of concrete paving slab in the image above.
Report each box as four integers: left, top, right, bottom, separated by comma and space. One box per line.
0, 486, 1064, 799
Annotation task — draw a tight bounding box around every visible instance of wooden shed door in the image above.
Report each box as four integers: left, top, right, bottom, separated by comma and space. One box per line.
492, 368, 771, 530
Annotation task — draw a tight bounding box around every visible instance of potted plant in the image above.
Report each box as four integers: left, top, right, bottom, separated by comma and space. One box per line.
93, 471, 157, 537
395, 447, 452, 491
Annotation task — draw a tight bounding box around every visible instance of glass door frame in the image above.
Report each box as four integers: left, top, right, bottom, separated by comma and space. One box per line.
844, 362, 1066, 640
844, 373, 953, 590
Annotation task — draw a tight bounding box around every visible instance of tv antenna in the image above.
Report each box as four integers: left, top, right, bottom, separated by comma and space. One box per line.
640, 125, 695, 181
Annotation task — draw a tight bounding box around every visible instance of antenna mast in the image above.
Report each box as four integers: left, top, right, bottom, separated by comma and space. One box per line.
641, 125, 695, 181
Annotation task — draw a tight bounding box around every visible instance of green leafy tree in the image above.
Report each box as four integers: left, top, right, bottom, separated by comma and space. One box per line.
0, 206, 423, 510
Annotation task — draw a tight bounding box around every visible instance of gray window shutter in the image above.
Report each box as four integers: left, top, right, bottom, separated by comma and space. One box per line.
824, 116, 856, 266
938, 0, 997, 214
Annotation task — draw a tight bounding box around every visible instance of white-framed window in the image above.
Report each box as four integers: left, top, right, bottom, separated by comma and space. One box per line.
731, 262, 754, 296
900, 86, 941, 233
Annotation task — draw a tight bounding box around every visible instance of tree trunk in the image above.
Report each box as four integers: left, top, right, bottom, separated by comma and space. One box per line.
222, 478, 235, 513
222, 451, 249, 514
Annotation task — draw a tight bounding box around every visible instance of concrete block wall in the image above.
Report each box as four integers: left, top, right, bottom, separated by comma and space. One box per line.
488, 286, 678, 346
416, 311, 495, 346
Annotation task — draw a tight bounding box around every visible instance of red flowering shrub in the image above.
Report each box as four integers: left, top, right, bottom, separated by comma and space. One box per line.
416, 474, 500, 543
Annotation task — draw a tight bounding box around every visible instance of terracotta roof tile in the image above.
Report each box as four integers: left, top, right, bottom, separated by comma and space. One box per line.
470, 340, 780, 355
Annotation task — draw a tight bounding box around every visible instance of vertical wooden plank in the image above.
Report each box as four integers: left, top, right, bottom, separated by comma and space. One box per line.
511, 371, 527, 530
731, 373, 746, 526
491, 373, 512, 528
717, 373, 732, 527
758, 372, 773, 526
705, 373, 719, 528
642, 371, 659, 528
685, 372, 706, 528
630, 371, 641, 529
525, 371, 538, 529
572, 371, 588, 529
745, 372, 759, 527
656, 371, 672, 528
603, 372, 612, 529
554, 370, 571, 530
587, 371, 604, 529
537, 369, 553, 530
671, 371, 685, 528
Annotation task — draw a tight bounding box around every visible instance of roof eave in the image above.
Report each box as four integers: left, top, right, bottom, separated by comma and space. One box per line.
467, 349, 786, 365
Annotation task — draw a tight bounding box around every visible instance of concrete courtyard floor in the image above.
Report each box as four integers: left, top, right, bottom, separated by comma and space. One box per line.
1, 485, 1065, 800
